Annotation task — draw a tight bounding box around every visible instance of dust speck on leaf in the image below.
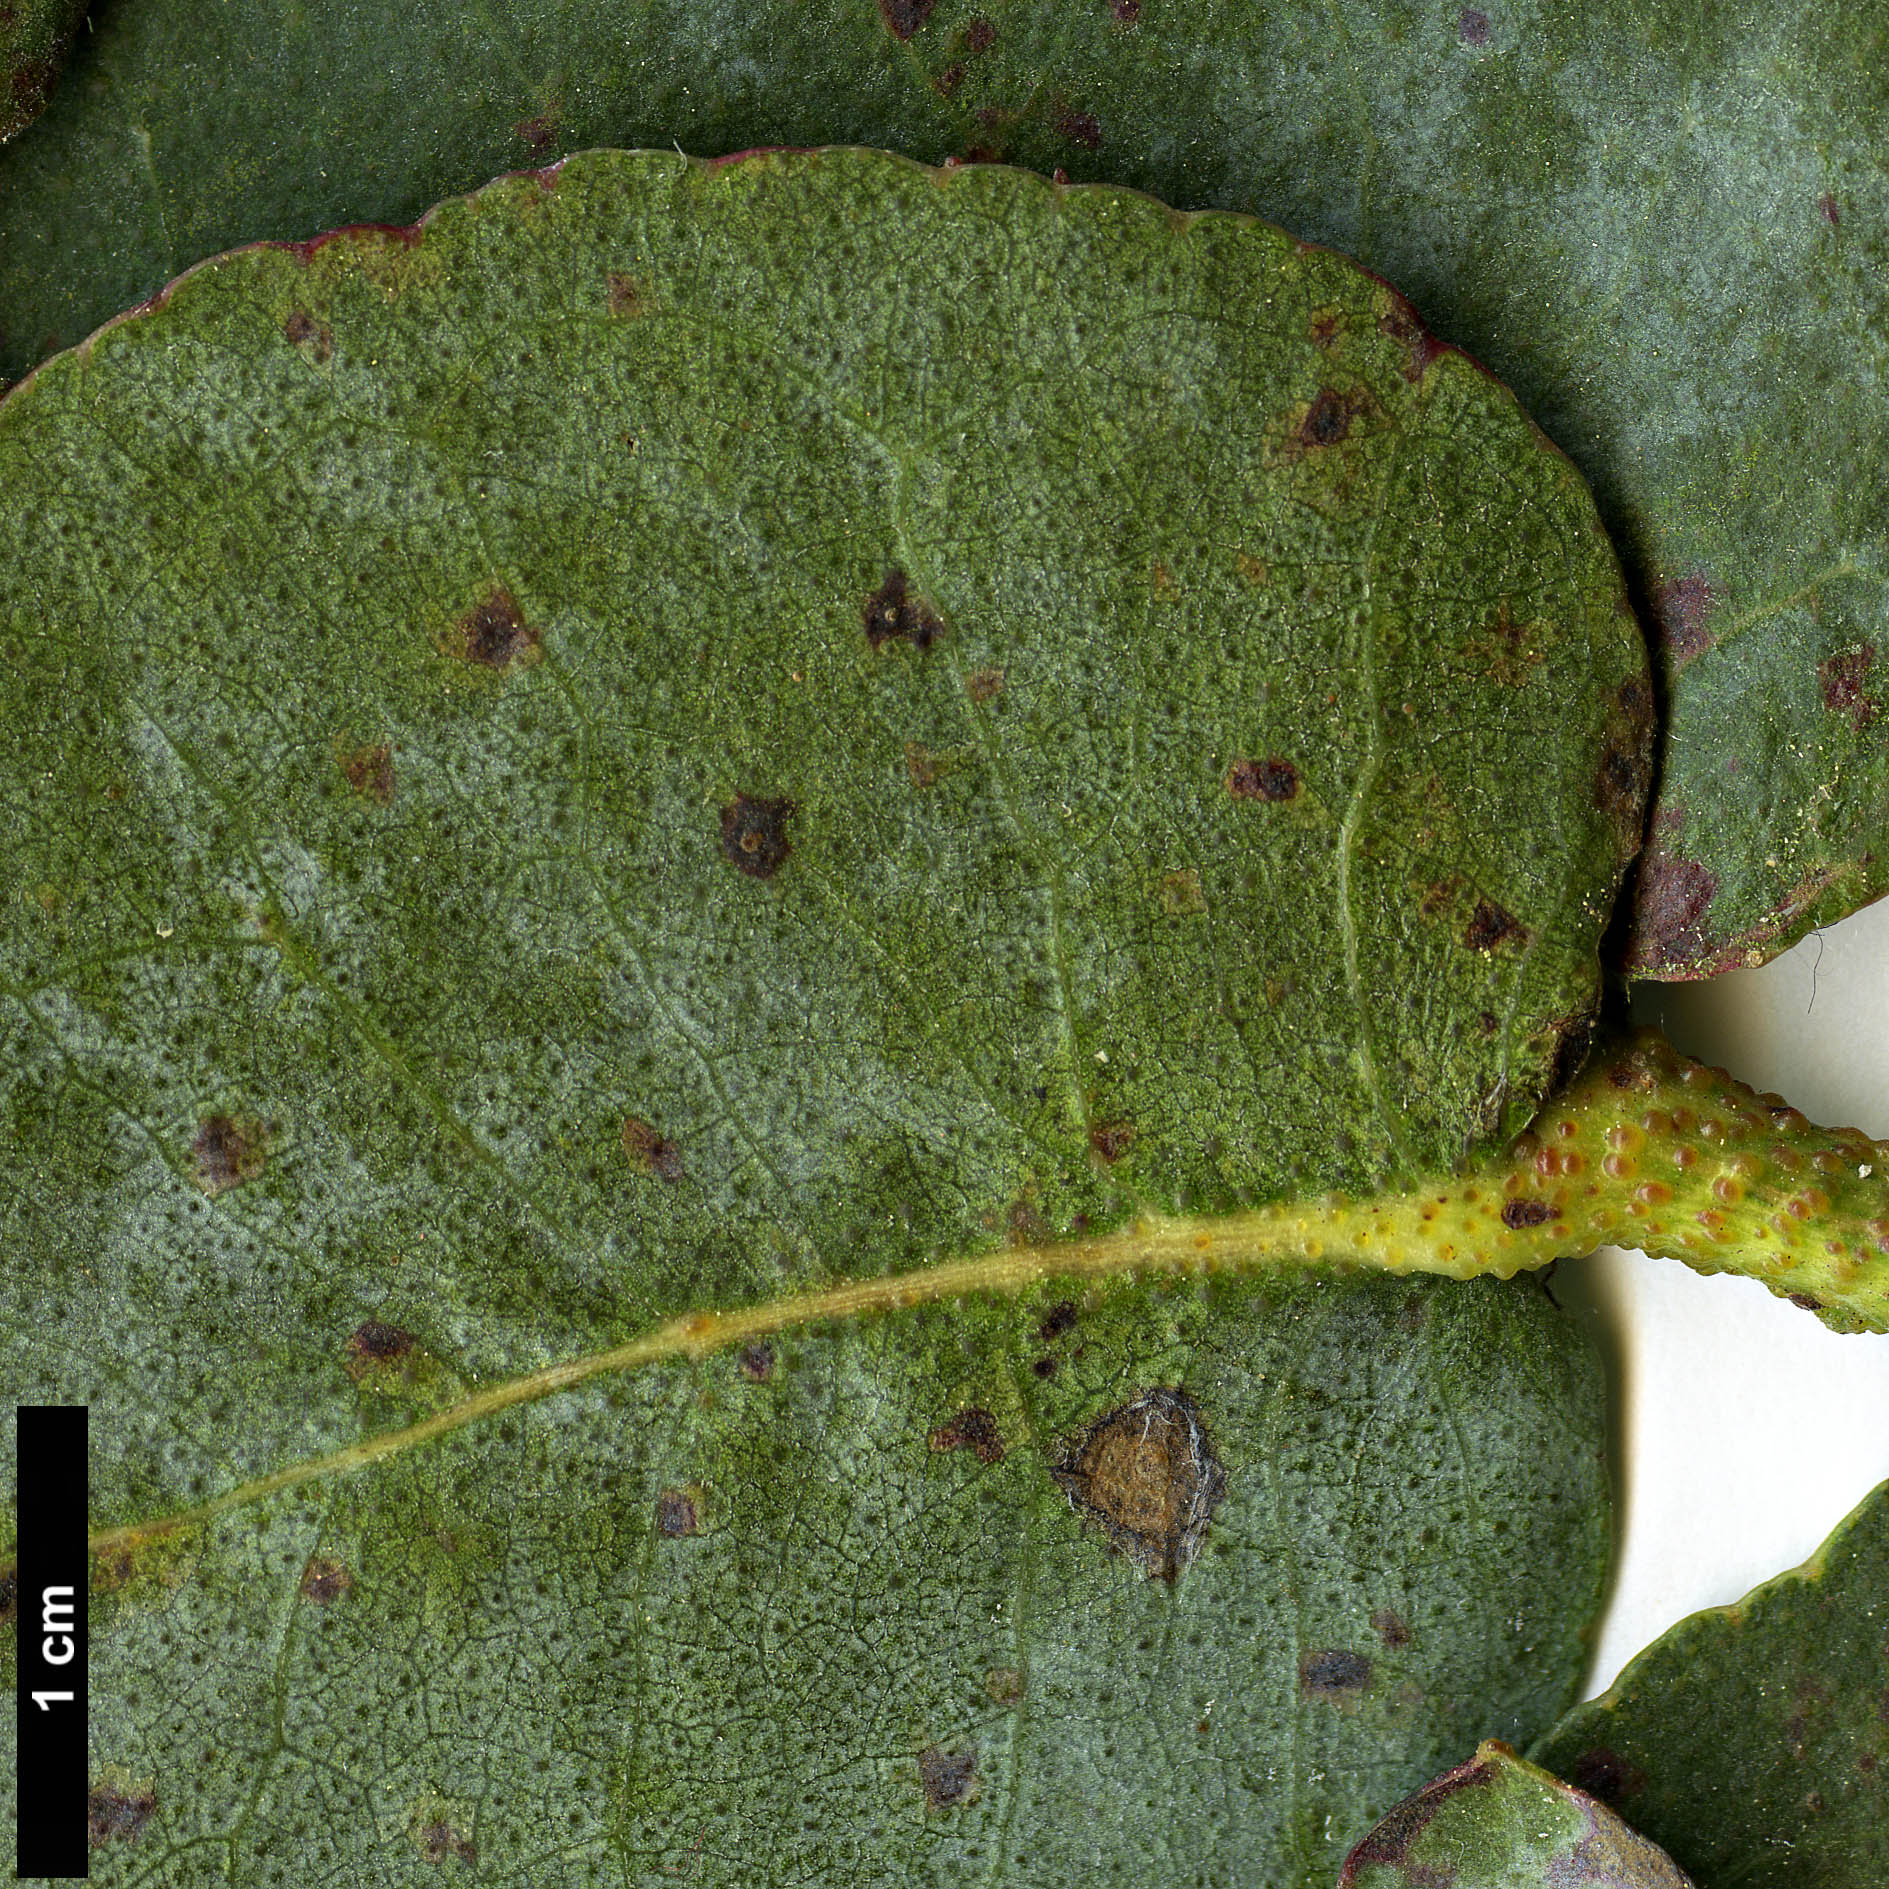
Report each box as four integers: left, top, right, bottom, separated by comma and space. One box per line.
88, 1784, 156, 1849
192, 1115, 264, 1195
1300, 1647, 1372, 1698
1226, 756, 1299, 802
656, 1490, 700, 1537
1655, 574, 1716, 668
929, 1407, 1006, 1464
876, 0, 937, 39
1819, 644, 1877, 730
1464, 899, 1525, 952
919, 1746, 978, 1809
452, 586, 539, 669
1051, 1387, 1225, 1581
282, 309, 333, 362
622, 1116, 685, 1179
340, 741, 394, 803
299, 1555, 351, 1603
864, 568, 944, 650
718, 794, 796, 879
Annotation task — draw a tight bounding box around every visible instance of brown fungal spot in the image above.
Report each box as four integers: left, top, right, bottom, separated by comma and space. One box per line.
929, 1407, 1006, 1465
1299, 386, 1354, 448
1300, 1647, 1372, 1698
719, 794, 796, 879
1037, 1301, 1078, 1342
877, 0, 936, 37
1420, 876, 1462, 920
919, 1746, 978, 1809
656, 1490, 699, 1537
1371, 1608, 1411, 1649
453, 587, 539, 669
985, 1666, 1026, 1704
1031, 1355, 1058, 1379
347, 1320, 417, 1365
1458, 6, 1491, 44
340, 741, 394, 803
864, 568, 944, 650
192, 1114, 264, 1195
283, 308, 333, 362
1475, 598, 1546, 687
1378, 294, 1444, 381
1226, 756, 1300, 802
1310, 308, 1343, 347
1051, 1387, 1225, 1581
1464, 898, 1524, 952
1569, 1747, 1646, 1803
513, 112, 557, 155
606, 271, 647, 317
416, 1818, 477, 1864
1056, 107, 1103, 149
1655, 574, 1716, 668
738, 1342, 774, 1381
1819, 191, 1840, 226
1819, 643, 1877, 730
934, 61, 966, 94
965, 16, 997, 50
1502, 1198, 1553, 1230
1088, 1119, 1136, 1163
622, 1116, 685, 1179
88, 1783, 156, 1849
1628, 846, 1720, 973
1790, 1291, 1825, 1311
298, 1555, 351, 1603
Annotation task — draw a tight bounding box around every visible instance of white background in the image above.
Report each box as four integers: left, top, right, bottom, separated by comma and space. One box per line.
1556, 898, 1889, 1696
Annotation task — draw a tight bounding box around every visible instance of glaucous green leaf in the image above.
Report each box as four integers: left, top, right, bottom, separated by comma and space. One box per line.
0, 0, 1882, 972
0, 149, 1632, 1883
1533, 1480, 1889, 1889
1340, 1739, 1694, 1887
0, 0, 82, 144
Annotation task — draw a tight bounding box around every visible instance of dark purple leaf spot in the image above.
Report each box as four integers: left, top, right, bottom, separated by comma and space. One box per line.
1654, 573, 1716, 667
1299, 386, 1353, 447
347, 1320, 416, 1363
1088, 1119, 1136, 1163
1056, 108, 1103, 149
417, 1819, 477, 1864
622, 1116, 685, 1179
0, 1566, 16, 1629
929, 1406, 1006, 1464
919, 1746, 978, 1809
656, 1490, 699, 1537
1790, 1291, 1825, 1311
966, 667, 1005, 704
454, 587, 539, 669
192, 1114, 264, 1195
934, 60, 966, 95
1226, 756, 1300, 802
718, 794, 796, 879
965, 16, 997, 50
738, 1343, 774, 1381
88, 1785, 156, 1849
1031, 1354, 1058, 1378
282, 308, 334, 363
340, 741, 393, 803
1339, 1754, 1498, 1879
1819, 643, 1877, 730
1112, 0, 1142, 19
1819, 191, 1841, 226
1371, 1608, 1411, 1649
1569, 1747, 1646, 1803
606, 271, 646, 317
1464, 899, 1524, 952
1502, 1197, 1553, 1229
1628, 843, 1720, 973
513, 113, 557, 156
864, 568, 944, 650
1300, 1647, 1372, 1697
904, 741, 941, 788
877, 0, 937, 39
1458, 6, 1491, 44
1378, 294, 1445, 381
1037, 1301, 1078, 1342
298, 1555, 351, 1603
1051, 1388, 1225, 1581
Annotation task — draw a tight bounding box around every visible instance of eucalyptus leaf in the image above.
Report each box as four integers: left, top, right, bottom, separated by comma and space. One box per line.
0, 148, 1635, 1883
1340, 1739, 1694, 1887
1533, 1480, 1889, 1889
0, 0, 1884, 971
